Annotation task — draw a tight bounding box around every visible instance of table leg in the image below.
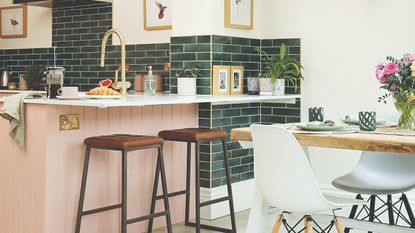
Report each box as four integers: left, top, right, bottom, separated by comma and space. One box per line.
246, 187, 269, 233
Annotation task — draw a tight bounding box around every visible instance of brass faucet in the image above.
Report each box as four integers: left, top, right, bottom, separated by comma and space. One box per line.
100, 28, 131, 97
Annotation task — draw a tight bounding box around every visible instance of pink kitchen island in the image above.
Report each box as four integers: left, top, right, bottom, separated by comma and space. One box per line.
0, 93, 299, 233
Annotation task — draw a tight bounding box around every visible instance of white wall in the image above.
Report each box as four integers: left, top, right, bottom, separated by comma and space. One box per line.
112, 0, 171, 44
0, 1, 52, 49
263, 0, 415, 189
172, 0, 264, 39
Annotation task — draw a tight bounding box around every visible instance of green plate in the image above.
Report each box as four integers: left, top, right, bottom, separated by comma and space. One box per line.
295, 123, 346, 131
341, 118, 387, 125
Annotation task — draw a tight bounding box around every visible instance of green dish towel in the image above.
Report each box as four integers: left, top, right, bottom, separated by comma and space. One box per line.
0, 92, 42, 149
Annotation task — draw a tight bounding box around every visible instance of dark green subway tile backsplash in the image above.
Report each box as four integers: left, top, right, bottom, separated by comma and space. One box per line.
0, 3, 170, 91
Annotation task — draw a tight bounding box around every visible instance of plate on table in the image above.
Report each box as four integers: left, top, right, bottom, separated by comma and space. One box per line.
341, 116, 387, 125
84, 95, 122, 99
295, 121, 346, 131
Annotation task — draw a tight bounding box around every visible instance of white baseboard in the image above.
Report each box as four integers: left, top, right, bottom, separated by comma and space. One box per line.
200, 179, 255, 220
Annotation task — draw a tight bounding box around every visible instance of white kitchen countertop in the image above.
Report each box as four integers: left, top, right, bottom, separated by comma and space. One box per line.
0, 93, 301, 108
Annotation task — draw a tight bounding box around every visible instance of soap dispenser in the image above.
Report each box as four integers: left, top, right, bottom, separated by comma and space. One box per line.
145, 66, 156, 96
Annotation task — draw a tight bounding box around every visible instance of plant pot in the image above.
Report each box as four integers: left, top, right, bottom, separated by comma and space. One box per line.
273, 79, 285, 96
177, 77, 196, 96
247, 77, 259, 95
259, 78, 273, 96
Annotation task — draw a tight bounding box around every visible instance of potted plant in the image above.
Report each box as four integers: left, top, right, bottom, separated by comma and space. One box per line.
377, 54, 415, 129
256, 43, 303, 96
175, 67, 200, 96
24, 65, 45, 91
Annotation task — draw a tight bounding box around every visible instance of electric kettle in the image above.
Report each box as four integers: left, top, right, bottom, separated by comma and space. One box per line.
0, 66, 11, 89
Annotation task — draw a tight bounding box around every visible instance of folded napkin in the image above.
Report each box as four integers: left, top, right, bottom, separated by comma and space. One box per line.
0, 92, 42, 149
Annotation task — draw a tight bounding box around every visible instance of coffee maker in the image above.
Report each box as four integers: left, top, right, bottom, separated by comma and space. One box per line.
45, 66, 65, 99
45, 47, 65, 99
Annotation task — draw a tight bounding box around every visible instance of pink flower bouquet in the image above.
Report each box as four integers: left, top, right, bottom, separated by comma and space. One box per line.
377, 54, 415, 129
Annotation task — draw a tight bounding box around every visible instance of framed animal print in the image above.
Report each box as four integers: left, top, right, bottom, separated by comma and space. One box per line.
213, 65, 231, 96
224, 0, 253, 30
230, 66, 244, 95
0, 5, 27, 38
144, 0, 172, 31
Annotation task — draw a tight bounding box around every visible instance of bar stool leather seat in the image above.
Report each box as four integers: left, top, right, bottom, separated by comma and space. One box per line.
158, 128, 226, 142
84, 134, 163, 150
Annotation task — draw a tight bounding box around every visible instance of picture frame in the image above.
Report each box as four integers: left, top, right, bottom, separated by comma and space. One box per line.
0, 5, 27, 38
213, 65, 231, 96
224, 0, 253, 30
230, 66, 244, 95
144, 0, 172, 31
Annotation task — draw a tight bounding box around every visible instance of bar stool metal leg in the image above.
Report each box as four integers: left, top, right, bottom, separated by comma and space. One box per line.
147, 153, 160, 233
185, 142, 192, 226
158, 145, 173, 233
121, 149, 128, 233
75, 146, 91, 233
195, 141, 201, 233
222, 139, 237, 233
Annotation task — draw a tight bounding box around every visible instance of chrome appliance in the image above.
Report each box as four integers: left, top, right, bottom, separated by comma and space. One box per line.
0, 66, 11, 90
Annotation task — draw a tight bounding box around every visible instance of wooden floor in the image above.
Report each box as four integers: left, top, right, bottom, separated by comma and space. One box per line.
152, 210, 369, 233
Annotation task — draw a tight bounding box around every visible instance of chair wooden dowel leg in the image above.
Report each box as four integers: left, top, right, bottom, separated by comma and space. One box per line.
304, 216, 313, 233
272, 214, 284, 233
334, 216, 345, 233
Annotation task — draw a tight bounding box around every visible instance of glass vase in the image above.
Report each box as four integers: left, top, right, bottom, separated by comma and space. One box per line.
394, 101, 415, 130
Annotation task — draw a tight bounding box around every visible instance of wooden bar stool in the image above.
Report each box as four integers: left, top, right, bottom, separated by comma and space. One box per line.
75, 134, 173, 233
150, 128, 237, 233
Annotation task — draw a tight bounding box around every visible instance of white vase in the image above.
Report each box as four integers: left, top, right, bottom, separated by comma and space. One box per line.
177, 77, 197, 96
273, 79, 285, 96
259, 78, 274, 96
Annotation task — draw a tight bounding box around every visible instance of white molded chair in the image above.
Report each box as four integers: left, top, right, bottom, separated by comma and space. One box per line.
251, 124, 365, 233
332, 151, 415, 232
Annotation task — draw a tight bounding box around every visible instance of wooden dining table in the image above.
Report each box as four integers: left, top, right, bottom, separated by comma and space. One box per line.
230, 124, 415, 233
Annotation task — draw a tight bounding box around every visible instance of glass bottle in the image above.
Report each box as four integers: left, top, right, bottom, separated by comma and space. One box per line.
144, 66, 156, 96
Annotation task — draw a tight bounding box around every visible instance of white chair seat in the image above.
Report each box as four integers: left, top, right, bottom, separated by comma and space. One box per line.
332, 151, 415, 195
332, 173, 415, 195
323, 193, 366, 207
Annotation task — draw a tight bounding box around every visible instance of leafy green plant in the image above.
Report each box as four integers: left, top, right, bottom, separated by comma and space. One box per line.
174, 67, 201, 78
24, 65, 45, 90
256, 43, 303, 89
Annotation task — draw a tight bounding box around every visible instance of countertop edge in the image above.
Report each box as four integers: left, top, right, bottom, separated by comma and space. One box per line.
0, 94, 301, 108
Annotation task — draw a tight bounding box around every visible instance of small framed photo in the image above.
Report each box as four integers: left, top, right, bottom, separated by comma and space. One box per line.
225, 0, 253, 30
231, 66, 244, 95
0, 5, 27, 38
144, 0, 172, 31
213, 65, 231, 96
